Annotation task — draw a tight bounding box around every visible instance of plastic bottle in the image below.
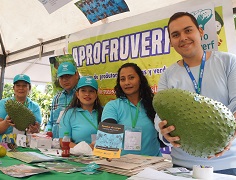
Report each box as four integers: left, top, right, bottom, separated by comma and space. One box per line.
46, 128, 53, 138
61, 132, 70, 157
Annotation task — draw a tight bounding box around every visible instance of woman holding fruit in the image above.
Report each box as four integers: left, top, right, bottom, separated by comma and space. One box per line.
0, 74, 42, 140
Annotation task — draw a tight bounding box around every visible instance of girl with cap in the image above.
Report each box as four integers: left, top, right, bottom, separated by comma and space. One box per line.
59, 76, 103, 153
0, 74, 42, 138
102, 63, 162, 156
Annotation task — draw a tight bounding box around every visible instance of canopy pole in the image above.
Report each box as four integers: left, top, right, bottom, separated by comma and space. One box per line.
0, 55, 6, 99
0, 33, 7, 99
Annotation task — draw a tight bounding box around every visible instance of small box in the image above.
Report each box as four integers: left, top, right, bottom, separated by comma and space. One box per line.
29, 135, 52, 149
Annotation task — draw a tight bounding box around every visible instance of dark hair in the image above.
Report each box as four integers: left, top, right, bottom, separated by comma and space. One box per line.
114, 63, 156, 122
167, 12, 199, 37
64, 90, 103, 123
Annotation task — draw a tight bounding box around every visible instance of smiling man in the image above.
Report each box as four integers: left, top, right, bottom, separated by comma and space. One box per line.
45, 62, 80, 138
155, 12, 236, 175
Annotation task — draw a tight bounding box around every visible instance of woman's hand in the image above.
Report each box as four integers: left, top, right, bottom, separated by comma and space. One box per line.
5, 116, 15, 127
89, 141, 95, 150
27, 122, 40, 134
0, 116, 15, 134
159, 120, 180, 148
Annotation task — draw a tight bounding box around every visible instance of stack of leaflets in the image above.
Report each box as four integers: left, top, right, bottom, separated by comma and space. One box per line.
94, 154, 173, 176
0, 164, 50, 178
7, 152, 62, 163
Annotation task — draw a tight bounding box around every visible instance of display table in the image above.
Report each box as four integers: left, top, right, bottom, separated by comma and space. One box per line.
0, 147, 127, 180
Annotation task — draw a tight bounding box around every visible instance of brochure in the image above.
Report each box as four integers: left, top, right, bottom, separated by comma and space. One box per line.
0, 164, 50, 178
93, 122, 124, 159
34, 162, 85, 173
7, 151, 62, 163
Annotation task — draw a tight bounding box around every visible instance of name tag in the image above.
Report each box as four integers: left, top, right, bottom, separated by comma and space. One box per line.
124, 128, 142, 151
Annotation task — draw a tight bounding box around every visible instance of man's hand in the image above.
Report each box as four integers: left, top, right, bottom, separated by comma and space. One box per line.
208, 131, 236, 159
159, 120, 180, 148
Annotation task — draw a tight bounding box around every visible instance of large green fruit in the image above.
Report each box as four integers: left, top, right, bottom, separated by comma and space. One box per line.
5, 99, 36, 131
153, 88, 236, 157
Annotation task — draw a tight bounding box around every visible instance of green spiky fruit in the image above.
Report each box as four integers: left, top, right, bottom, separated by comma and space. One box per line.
153, 88, 236, 158
5, 100, 36, 131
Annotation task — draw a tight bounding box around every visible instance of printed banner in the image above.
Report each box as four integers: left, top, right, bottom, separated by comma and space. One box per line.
67, 0, 235, 105
49, 54, 77, 94
74, 0, 129, 24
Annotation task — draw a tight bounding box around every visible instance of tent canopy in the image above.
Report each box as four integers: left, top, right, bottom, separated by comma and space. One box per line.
0, 0, 236, 84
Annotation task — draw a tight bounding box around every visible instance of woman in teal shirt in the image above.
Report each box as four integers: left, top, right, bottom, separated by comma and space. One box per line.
0, 74, 42, 140
59, 76, 103, 149
102, 63, 162, 156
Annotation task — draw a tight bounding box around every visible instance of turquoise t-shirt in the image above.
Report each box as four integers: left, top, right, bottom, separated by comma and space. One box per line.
0, 97, 42, 140
101, 98, 162, 156
59, 108, 98, 144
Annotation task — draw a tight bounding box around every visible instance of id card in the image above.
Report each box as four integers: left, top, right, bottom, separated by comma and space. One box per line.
124, 127, 142, 150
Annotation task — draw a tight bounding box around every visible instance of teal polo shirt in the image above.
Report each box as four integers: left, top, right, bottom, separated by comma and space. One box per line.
59, 108, 98, 144
101, 98, 162, 156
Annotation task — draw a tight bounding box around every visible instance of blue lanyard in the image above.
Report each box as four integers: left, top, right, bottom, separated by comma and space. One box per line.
183, 51, 206, 94
128, 101, 140, 128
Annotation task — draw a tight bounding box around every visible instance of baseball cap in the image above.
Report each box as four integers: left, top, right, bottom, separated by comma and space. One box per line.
13, 74, 31, 84
77, 76, 98, 90
57, 62, 77, 77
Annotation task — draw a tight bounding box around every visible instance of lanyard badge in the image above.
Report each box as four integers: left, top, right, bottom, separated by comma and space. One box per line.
183, 51, 206, 94
124, 101, 142, 151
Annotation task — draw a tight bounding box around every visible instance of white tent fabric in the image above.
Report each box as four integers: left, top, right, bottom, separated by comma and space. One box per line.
2, 56, 52, 85
0, 0, 236, 84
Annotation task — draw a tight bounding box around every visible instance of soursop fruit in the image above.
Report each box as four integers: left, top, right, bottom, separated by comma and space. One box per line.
5, 99, 36, 131
153, 88, 236, 158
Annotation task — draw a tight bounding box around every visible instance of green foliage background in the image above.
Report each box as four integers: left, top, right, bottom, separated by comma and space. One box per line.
2, 83, 53, 131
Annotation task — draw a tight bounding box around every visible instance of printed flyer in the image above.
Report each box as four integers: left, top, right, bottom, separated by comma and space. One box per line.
93, 122, 124, 158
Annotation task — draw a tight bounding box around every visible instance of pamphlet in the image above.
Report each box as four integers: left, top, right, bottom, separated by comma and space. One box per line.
93, 122, 124, 158
0, 164, 50, 178
7, 152, 62, 163
34, 162, 85, 173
